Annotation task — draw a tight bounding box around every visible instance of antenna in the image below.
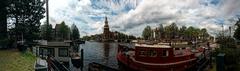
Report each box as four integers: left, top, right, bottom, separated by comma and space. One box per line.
229, 26, 231, 37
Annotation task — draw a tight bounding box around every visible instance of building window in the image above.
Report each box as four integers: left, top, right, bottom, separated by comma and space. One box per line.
48, 48, 54, 57
162, 50, 168, 57
59, 48, 68, 57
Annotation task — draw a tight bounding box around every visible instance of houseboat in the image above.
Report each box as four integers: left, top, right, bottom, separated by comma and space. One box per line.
117, 42, 207, 71
34, 40, 85, 71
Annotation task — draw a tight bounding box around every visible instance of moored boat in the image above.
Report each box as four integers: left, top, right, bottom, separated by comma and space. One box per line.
117, 42, 206, 71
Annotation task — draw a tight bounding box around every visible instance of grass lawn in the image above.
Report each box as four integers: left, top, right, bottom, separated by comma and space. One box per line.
208, 63, 216, 71
0, 49, 36, 71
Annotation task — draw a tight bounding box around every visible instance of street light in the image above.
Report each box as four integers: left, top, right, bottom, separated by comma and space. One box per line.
46, 0, 49, 25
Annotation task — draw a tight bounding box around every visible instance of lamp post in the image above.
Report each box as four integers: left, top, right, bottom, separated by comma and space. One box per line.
46, 0, 49, 25
221, 24, 224, 39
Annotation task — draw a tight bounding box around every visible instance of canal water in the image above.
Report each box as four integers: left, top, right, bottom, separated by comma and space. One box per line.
79, 41, 121, 70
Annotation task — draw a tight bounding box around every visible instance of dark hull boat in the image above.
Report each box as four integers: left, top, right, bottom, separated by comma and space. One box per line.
71, 56, 82, 68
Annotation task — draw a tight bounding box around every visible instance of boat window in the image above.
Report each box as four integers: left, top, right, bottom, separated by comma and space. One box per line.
182, 48, 186, 50
59, 48, 68, 57
43, 49, 48, 57
139, 49, 146, 57
39, 48, 44, 56
48, 48, 55, 57
174, 48, 180, 50
149, 50, 157, 57
162, 50, 168, 57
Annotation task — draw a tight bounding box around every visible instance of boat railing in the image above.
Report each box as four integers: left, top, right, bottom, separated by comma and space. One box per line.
50, 61, 61, 71
118, 44, 134, 52
178, 55, 195, 62
48, 57, 70, 71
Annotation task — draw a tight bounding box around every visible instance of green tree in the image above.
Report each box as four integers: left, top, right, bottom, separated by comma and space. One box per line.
159, 24, 165, 38
179, 26, 187, 39
128, 35, 136, 40
159, 24, 164, 32
185, 26, 196, 40
71, 24, 80, 40
142, 26, 152, 40
0, 0, 9, 40
40, 22, 53, 41
0, 0, 10, 48
215, 47, 240, 71
216, 33, 239, 71
234, 27, 240, 40
8, 0, 45, 43
59, 21, 70, 40
193, 28, 200, 40
215, 19, 240, 70
234, 18, 240, 40
164, 23, 178, 39
200, 28, 209, 41
164, 25, 171, 39
116, 32, 127, 40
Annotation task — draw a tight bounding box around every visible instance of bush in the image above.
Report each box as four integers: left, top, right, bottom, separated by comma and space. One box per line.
216, 37, 236, 48
0, 38, 9, 49
215, 48, 240, 71
215, 36, 240, 71
17, 44, 28, 52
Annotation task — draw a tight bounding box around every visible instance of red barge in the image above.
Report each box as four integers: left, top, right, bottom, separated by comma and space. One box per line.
117, 42, 207, 71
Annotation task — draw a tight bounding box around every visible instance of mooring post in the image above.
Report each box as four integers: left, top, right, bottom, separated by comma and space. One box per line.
216, 53, 225, 71
80, 49, 84, 71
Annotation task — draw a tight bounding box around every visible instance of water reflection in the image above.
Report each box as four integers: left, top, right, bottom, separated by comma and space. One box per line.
80, 41, 119, 70
103, 43, 110, 65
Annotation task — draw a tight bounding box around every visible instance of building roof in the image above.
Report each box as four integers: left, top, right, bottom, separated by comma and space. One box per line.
37, 40, 71, 47
104, 17, 109, 28
55, 24, 61, 30
47, 42, 70, 47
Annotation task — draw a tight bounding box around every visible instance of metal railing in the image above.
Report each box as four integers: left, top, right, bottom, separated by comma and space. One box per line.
48, 57, 70, 71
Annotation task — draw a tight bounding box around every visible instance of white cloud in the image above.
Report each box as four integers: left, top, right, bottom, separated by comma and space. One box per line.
111, 0, 240, 36
220, 0, 240, 16
41, 0, 240, 37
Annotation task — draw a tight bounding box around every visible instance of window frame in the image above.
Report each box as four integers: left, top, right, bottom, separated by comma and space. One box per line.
162, 50, 169, 57
48, 48, 55, 57
139, 50, 146, 57
149, 49, 157, 57
58, 48, 68, 57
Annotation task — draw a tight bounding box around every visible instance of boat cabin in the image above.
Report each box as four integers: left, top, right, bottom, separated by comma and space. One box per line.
117, 42, 207, 71
34, 40, 71, 62
134, 43, 195, 64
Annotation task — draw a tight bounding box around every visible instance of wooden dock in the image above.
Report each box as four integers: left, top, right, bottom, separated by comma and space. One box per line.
88, 62, 119, 71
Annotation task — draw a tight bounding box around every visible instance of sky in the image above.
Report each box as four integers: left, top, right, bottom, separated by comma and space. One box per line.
40, 0, 240, 37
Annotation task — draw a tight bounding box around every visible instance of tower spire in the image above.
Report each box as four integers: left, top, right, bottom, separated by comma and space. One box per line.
105, 16, 108, 24
103, 16, 110, 41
